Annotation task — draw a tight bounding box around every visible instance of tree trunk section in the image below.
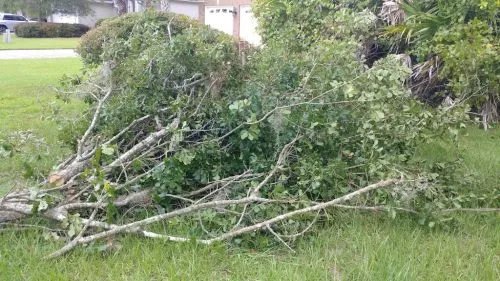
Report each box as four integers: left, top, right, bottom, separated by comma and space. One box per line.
114, 0, 128, 15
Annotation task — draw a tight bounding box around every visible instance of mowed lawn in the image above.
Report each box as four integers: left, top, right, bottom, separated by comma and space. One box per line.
0, 35, 80, 50
0, 58, 498, 281
0, 58, 83, 193
1, 214, 498, 281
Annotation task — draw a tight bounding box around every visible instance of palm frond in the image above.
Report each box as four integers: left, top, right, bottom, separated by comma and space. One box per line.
379, 1, 408, 25
381, 0, 449, 44
410, 56, 445, 104
382, 24, 413, 44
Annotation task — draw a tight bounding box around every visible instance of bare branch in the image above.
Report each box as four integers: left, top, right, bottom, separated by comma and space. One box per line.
206, 179, 401, 243
33, 179, 401, 257
47, 195, 107, 259
107, 116, 180, 169
104, 115, 151, 146
77, 88, 113, 158
250, 137, 299, 197
182, 172, 264, 198
441, 208, 500, 213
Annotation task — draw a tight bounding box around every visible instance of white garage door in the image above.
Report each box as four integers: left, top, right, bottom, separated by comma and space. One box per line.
240, 5, 261, 45
51, 13, 78, 24
205, 6, 234, 36
170, 2, 199, 19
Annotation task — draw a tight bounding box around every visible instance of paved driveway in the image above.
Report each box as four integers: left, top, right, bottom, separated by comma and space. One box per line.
0, 49, 78, 59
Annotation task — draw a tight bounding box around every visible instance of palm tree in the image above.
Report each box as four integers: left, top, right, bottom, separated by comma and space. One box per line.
379, 0, 449, 102
382, 0, 449, 45
380, 0, 499, 126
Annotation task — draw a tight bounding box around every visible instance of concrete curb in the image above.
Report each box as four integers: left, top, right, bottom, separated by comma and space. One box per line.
0, 49, 78, 60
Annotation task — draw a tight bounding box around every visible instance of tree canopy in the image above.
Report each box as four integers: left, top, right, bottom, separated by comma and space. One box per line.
0, 0, 92, 19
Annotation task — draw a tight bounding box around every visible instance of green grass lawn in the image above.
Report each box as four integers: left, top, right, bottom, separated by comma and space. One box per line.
0, 214, 498, 281
0, 35, 80, 50
415, 127, 500, 198
0, 58, 498, 280
0, 58, 83, 194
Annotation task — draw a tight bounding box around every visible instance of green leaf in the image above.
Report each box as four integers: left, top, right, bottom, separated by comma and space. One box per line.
281, 109, 292, 115
240, 130, 249, 140
389, 209, 397, 219
38, 200, 48, 211
68, 225, 76, 238
373, 110, 385, 120
22, 162, 34, 179
229, 103, 239, 111
101, 145, 115, 156
176, 150, 196, 165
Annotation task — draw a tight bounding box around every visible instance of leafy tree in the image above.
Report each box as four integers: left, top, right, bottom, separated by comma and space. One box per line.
0, 0, 92, 20
252, 0, 384, 63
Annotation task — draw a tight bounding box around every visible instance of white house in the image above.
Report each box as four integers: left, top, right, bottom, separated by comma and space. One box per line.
49, 0, 261, 45
50, 1, 203, 27
168, 0, 203, 20
50, 1, 116, 27
202, 0, 261, 45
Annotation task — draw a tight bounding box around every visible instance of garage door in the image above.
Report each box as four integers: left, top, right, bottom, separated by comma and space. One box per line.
170, 2, 199, 19
240, 5, 261, 45
205, 6, 234, 36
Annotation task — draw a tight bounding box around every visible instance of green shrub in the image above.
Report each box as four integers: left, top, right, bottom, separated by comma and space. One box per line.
14, 22, 89, 38
63, 10, 242, 147
434, 20, 499, 122
77, 10, 200, 65
94, 17, 116, 28
253, 0, 381, 51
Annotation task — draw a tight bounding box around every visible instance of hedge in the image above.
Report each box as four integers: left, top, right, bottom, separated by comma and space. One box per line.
15, 23, 90, 38
94, 17, 116, 28
77, 10, 200, 65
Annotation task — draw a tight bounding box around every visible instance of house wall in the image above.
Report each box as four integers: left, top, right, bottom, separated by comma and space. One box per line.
50, 13, 79, 24
128, 1, 144, 13
169, 1, 202, 19
50, 2, 116, 27
202, 0, 253, 38
78, 2, 117, 27
239, 5, 260, 45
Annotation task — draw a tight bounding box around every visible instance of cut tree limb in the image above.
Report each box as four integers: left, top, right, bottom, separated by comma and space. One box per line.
205, 179, 401, 243
45, 179, 400, 258
107, 117, 179, 169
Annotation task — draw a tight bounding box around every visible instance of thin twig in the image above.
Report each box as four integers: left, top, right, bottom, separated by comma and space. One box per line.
441, 208, 500, 213
267, 225, 296, 252
250, 137, 299, 197
77, 88, 113, 158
